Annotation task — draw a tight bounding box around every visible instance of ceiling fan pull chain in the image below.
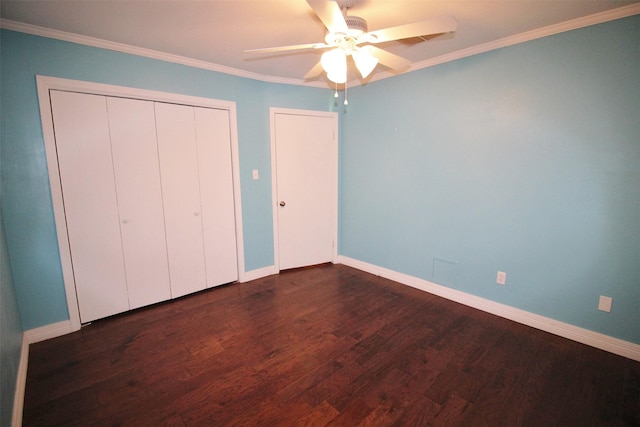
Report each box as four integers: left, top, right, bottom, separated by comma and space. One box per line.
334, 81, 339, 98
344, 81, 349, 106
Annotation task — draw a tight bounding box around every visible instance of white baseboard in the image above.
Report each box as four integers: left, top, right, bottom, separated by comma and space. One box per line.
12, 321, 76, 426
241, 265, 278, 283
24, 320, 75, 344
338, 255, 640, 362
11, 335, 28, 427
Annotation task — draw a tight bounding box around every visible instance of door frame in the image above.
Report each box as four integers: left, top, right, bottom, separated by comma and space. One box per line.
36, 75, 246, 332
269, 107, 339, 272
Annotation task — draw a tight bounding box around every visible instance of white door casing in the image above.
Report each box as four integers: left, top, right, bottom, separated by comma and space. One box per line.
271, 108, 338, 271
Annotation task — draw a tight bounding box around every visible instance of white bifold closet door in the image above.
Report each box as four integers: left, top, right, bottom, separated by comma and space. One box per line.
155, 103, 238, 298
155, 103, 207, 298
193, 107, 239, 288
107, 97, 172, 309
51, 91, 237, 323
52, 91, 131, 322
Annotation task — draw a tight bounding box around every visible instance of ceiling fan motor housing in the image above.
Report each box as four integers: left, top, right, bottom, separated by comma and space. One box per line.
345, 16, 368, 35
325, 15, 369, 47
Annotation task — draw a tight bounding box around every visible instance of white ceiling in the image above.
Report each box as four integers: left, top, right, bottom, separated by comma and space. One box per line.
1, 0, 638, 86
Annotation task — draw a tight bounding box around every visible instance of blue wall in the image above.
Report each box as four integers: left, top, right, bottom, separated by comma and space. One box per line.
1, 14, 638, 347
0, 30, 335, 330
341, 15, 640, 343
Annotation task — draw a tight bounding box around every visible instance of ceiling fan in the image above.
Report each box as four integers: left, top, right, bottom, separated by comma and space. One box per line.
245, 0, 457, 84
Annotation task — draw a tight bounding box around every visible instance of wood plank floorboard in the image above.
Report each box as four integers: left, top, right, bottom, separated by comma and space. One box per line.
23, 264, 640, 426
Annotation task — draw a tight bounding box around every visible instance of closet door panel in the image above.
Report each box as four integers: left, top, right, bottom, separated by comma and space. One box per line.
107, 97, 172, 309
155, 102, 207, 298
194, 107, 238, 287
50, 91, 129, 323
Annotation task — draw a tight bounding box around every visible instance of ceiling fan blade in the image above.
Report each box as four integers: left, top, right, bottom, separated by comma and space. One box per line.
304, 61, 325, 80
367, 46, 411, 71
368, 16, 457, 44
244, 42, 328, 54
306, 0, 348, 33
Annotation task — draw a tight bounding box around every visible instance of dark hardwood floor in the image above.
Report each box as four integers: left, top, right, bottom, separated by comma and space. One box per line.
23, 264, 639, 426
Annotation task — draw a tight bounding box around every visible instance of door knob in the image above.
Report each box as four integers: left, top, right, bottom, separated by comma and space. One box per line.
279, 201, 286, 207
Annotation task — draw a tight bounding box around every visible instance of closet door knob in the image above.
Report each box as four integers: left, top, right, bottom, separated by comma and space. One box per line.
122, 219, 129, 224
279, 201, 286, 207
194, 212, 200, 216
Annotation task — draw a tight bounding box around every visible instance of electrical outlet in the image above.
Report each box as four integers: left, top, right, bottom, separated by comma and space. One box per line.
252, 169, 259, 180
598, 296, 612, 312
496, 271, 506, 285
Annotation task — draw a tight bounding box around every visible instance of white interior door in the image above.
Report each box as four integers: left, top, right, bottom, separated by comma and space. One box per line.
272, 110, 338, 270
51, 91, 130, 322
107, 97, 172, 309
155, 102, 207, 298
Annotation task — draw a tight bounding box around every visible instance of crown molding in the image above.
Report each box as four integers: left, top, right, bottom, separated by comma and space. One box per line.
2, 3, 638, 88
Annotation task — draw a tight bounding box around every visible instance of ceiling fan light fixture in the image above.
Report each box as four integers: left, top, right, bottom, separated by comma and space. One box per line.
327, 70, 347, 84
352, 46, 378, 79
321, 49, 347, 83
